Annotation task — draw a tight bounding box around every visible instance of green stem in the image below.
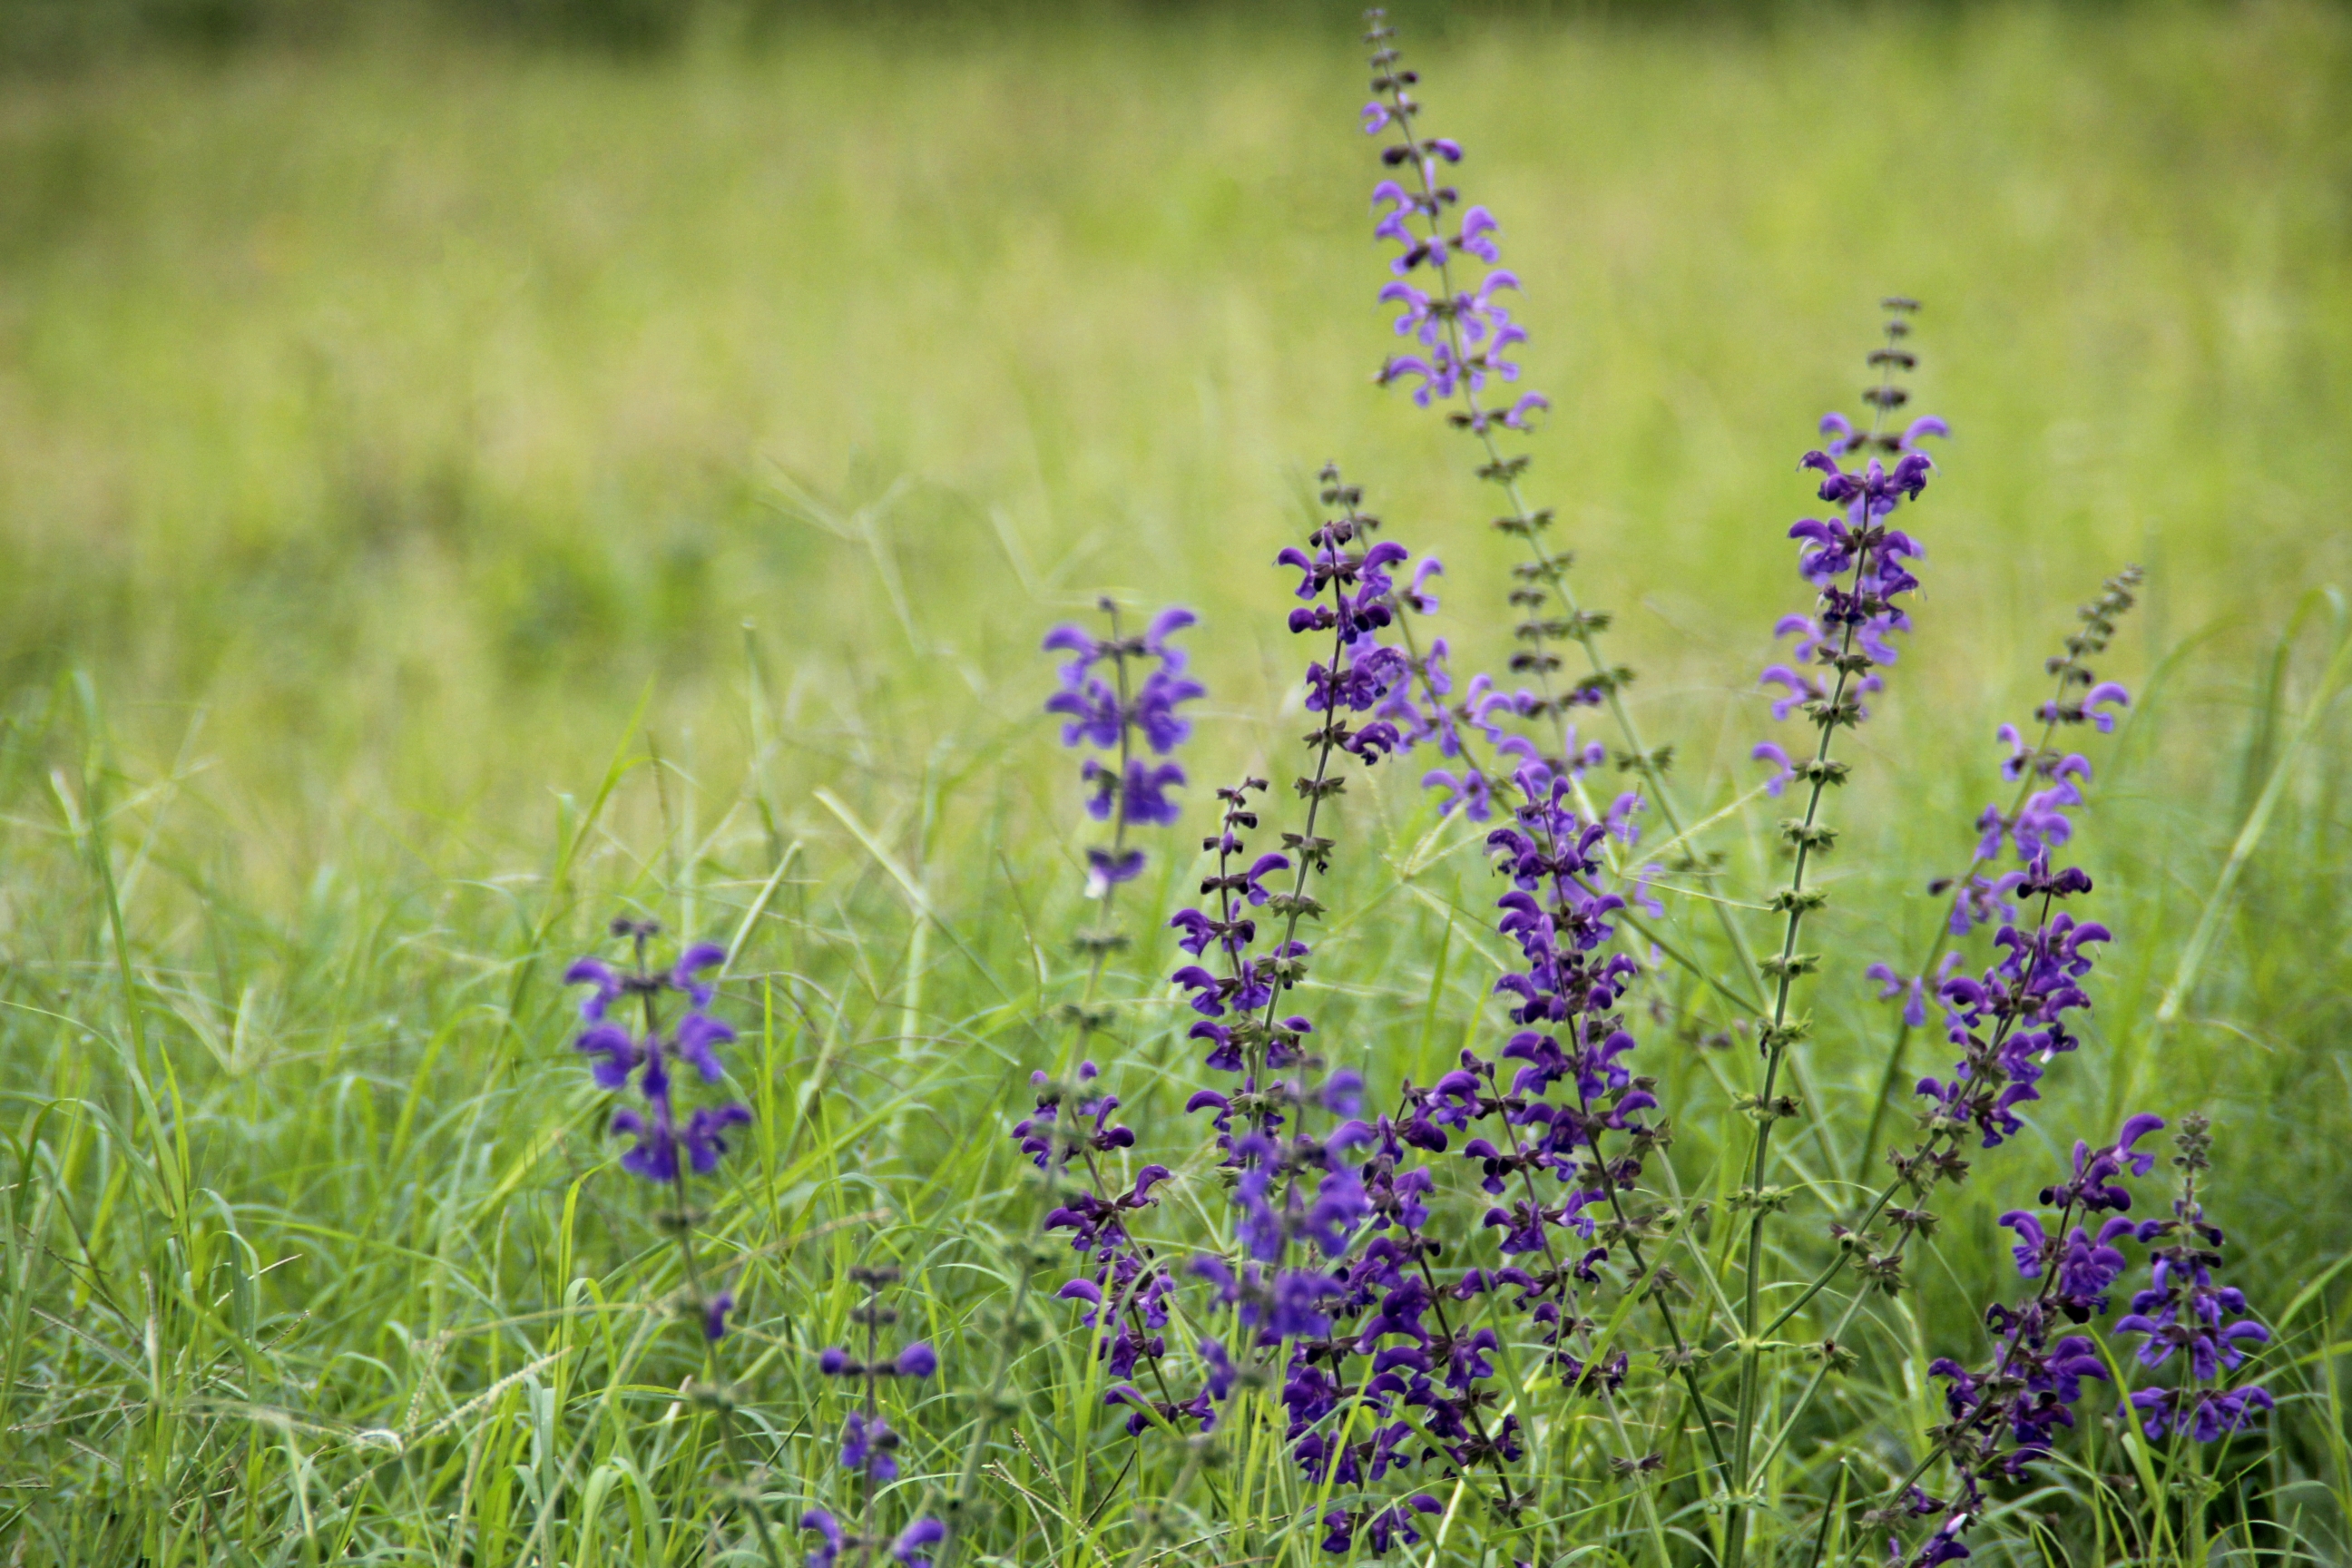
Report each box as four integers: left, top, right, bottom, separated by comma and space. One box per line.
1371, 67, 1769, 1015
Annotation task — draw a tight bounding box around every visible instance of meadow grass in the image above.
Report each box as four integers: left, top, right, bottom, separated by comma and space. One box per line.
2, 4, 2350, 1563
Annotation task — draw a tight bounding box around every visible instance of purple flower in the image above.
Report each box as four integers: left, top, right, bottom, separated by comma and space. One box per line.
1964, 567, 2142, 877
681, 1104, 750, 1174
673, 1009, 736, 1083
573, 1023, 642, 1090
670, 942, 724, 1005
2129, 1384, 2275, 1443
1044, 601, 1204, 896
1912, 858, 2111, 1149
2112, 1115, 2271, 1422
1865, 962, 1925, 1028
1083, 847, 1146, 898
564, 957, 622, 1022
2039, 1113, 2165, 1214
1819, 409, 1949, 459
565, 932, 750, 1187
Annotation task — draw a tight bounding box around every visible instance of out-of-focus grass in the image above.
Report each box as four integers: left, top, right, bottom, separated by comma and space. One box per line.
2, 2, 2345, 838
1, 5, 2348, 1563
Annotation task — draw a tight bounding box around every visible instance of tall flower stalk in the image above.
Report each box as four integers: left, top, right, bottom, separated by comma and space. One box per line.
564, 920, 779, 1566
1359, 10, 1770, 1009
804, 1267, 945, 1568
1723, 303, 1938, 1568
1849, 565, 2143, 1181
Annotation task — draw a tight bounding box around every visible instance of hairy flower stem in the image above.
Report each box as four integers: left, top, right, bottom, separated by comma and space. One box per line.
1724, 335, 1920, 1520
1727, 534, 1886, 1568
1369, 58, 1769, 1010
1749, 884, 2060, 1354
1848, 698, 2071, 1185
627, 970, 788, 1568
1247, 565, 1357, 1110
1860, 1187, 2092, 1568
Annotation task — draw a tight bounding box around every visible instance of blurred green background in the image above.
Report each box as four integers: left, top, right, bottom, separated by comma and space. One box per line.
3, 0, 2347, 864
2, 4, 2349, 1557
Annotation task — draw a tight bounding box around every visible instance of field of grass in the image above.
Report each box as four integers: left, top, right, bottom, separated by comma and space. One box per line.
2, 3, 2350, 1563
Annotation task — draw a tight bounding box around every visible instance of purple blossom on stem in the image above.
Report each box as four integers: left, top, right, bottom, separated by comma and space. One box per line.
564, 922, 751, 1243
1911, 858, 2112, 1149
1867, 954, 1962, 1030
2116, 1114, 2273, 1441
1957, 566, 2141, 897
1043, 599, 1204, 897
1850, 566, 2146, 1194
803, 1266, 943, 1568
1360, 9, 1675, 837
1888, 1112, 2163, 1566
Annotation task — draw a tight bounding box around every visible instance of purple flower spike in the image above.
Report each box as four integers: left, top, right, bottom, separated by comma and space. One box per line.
2112, 1114, 2271, 1433
569, 926, 751, 1188
1044, 602, 1204, 898
1964, 567, 2141, 876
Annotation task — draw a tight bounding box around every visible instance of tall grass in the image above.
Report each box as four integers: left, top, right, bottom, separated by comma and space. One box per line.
1, 4, 2348, 1563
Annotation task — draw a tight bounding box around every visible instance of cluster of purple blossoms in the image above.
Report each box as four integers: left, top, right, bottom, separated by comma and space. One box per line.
1887, 1117, 2159, 1566
1024, 469, 1602, 1549
566, 922, 750, 1186
1890, 1114, 2270, 1567
802, 1266, 945, 1568
1044, 601, 1204, 897
1360, 10, 1649, 823
1013, 1061, 1179, 1392
1969, 567, 2141, 878
1156, 476, 1435, 1487
1898, 566, 2142, 956
2117, 1113, 2273, 1443
1748, 306, 1938, 807
1359, 101, 1543, 433
1907, 854, 2111, 1152
1170, 471, 1415, 1083
566, 919, 751, 1338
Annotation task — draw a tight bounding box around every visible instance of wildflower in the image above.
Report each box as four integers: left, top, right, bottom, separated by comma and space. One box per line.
805, 1268, 944, 1565
565, 923, 751, 1201
1360, 12, 1651, 799
1043, 600, 1204, 896
2115, 1114, 2272, 1439
1865, 954, 1961, 1029
1893, 1113, 2162, 1564
1967, 566, 2141, 869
